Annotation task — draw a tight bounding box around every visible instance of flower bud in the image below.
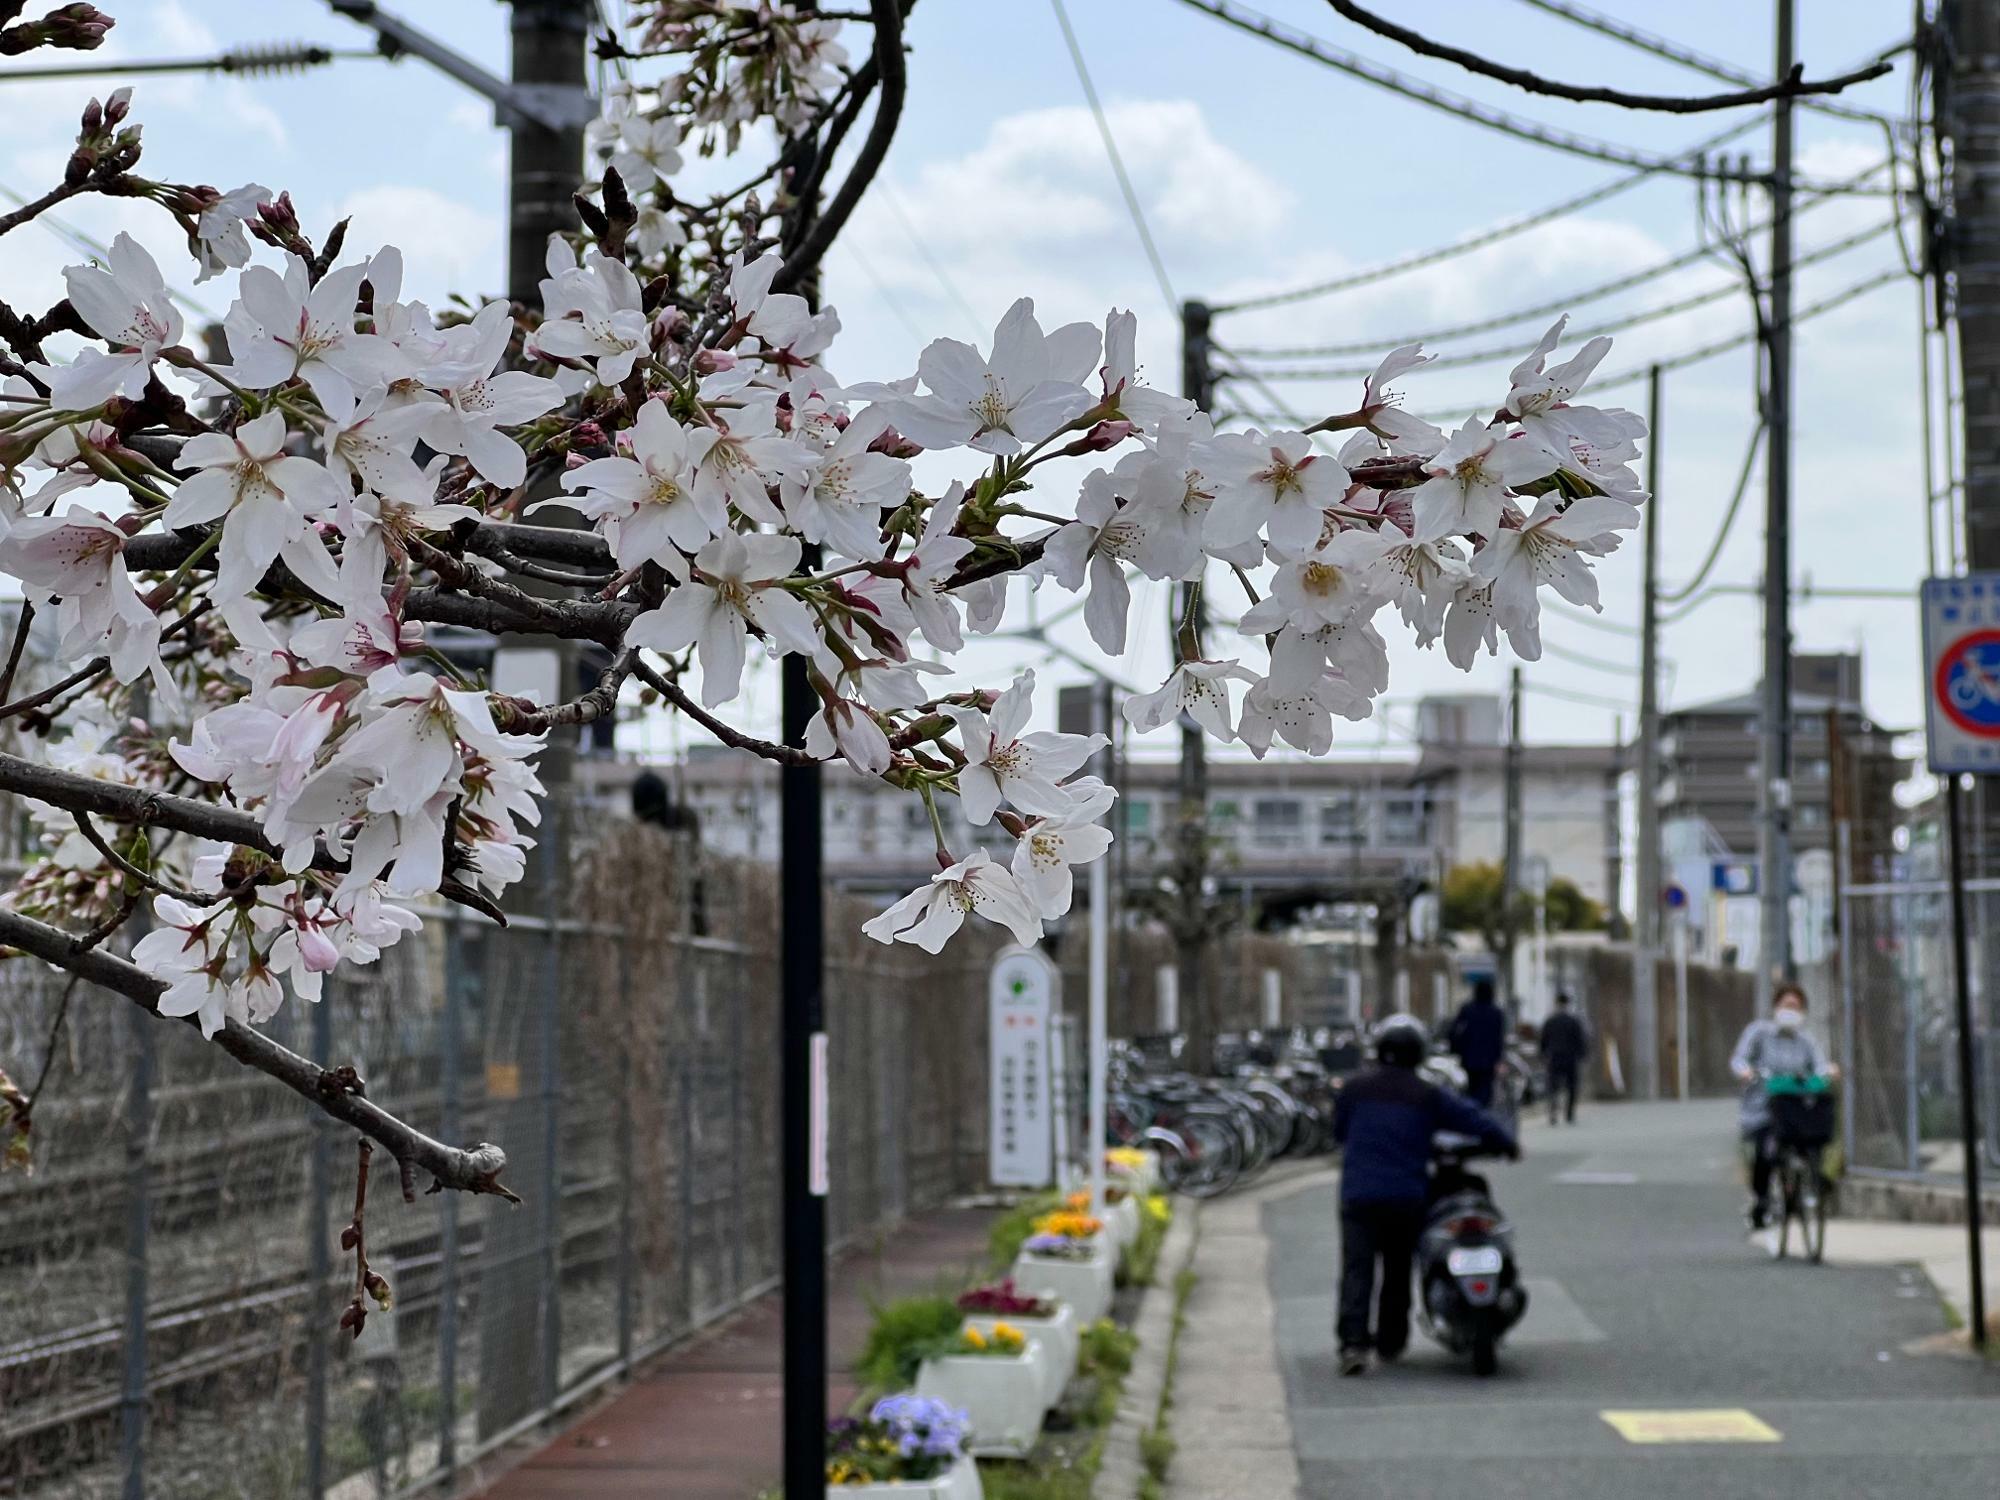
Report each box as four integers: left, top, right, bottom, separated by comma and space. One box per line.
692, 348, 737, 375
1081, 419, 1135, 451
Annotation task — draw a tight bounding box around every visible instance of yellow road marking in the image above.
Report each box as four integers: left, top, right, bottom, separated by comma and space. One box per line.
1601, 1409, 1782, 1444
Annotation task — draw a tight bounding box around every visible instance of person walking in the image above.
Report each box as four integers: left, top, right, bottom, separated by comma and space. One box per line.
1539, 992, 1589, 1125
1448, 977, 1508, 1107
1334, 1015, 1518, 1375
1729, 983, 1835, 1229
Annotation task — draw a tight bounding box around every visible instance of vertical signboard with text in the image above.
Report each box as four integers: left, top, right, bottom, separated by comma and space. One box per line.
989, 947, 1058, 1188
1922, 574, 2000, 772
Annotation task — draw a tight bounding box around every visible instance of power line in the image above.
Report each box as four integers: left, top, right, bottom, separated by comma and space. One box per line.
1226, 157, 1893, 357
1507, 0, 1894, 126
1232, 219, 1894, 381
0, 183, 221, 322
1166, 0, 1888, 200
1548, 599, 1643, 637
876, 182, 984, 339
1049, 0, 1177, 314
0, 43, 378, 82
1539, 636, 1644, 675
1522, 678, 1634, 710
833, 242, 929, 344
1659, 419, 1764, 604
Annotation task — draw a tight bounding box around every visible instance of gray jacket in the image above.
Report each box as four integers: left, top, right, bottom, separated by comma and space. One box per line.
1730, 1018, 1828, 1132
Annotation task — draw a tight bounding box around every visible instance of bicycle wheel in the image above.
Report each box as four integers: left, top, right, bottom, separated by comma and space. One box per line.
1773, 1156, 1796, 1259
1799, 1160, 1829, 1263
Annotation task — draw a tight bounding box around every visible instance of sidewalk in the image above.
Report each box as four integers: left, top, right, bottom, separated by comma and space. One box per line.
469, 1207, 998, 1500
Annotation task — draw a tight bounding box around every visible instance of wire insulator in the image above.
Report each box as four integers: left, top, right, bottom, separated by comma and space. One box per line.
218, 43, 336, 77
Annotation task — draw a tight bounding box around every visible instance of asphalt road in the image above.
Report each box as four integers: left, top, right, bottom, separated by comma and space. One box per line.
1267, 1099, 2000, 1499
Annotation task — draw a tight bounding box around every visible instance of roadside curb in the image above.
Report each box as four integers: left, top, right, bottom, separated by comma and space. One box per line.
1097, 1201, 1200, 1498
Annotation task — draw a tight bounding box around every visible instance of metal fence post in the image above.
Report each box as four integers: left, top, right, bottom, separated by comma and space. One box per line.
678, 940, 696, 1323
539, 810, 563, 1413
119, 999, 153, 1500
729, 963, 744, 1302
304, 987, 333, 1500
439, 917, 465, 1480
1907, 897, 1923, 1174
616, 932, 635, 1371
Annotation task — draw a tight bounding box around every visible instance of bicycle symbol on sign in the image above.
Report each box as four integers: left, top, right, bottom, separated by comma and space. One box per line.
1937, 631, 2000, 735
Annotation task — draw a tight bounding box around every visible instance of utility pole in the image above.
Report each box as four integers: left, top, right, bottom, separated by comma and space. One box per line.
506, 0, 591, 305
1633, 365, 1664, 1099
1946, 1, 2000, 570
1757, 0, 1797, 1010
1175, 300, 1215, 1068
1501, 667, 1524, 1012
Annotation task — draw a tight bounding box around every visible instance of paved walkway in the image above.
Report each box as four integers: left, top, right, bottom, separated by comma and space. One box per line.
470, 1208, 996, 1500
1173, 1100, 2000, 1500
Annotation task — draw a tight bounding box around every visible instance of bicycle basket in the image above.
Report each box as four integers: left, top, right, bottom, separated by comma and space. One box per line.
1770, 1090, 1835, 1148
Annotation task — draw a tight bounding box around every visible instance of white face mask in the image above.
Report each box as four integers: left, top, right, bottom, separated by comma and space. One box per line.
1774, 1007, 1804, 1033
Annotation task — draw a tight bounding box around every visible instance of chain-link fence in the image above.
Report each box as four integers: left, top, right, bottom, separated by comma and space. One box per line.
0, 811, 999, 1500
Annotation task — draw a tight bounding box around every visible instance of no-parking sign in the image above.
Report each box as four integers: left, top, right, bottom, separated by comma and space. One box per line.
1921, 575, 2000, 773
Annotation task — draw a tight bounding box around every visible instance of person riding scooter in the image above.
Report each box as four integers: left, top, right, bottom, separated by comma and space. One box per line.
1333, 1015, 1519, 1376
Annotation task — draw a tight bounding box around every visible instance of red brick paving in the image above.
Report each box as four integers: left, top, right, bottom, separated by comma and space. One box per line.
471, 1208, 998, 1500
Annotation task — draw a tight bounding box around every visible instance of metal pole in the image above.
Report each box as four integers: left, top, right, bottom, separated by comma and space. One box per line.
1947, 0, 2000, 570
303, 988, 331, 1500
505, 0, 590, 307
1947, 775, 1989, 1348
1758, 0, 1797, 1007
614, 933, 634, 1370
120, 998, 153, 1500
780, 642, 827, 1492
1673, 913, 1690, 1101
1175, 299, 1214, 1070
1501, 667, 1524, 1010
1634, 364, 1664, 1098
538, 811, 563, 1413
1088, 679, 1111, 1216
1837, 819, 1857, 1165
439, 917, 464, 1480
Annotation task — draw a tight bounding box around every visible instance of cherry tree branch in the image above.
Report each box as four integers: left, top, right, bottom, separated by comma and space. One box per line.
773, 0, 908, 294
0, 905, 518, 1200
1322, 1, 1890, 114
630, 654, 818, 765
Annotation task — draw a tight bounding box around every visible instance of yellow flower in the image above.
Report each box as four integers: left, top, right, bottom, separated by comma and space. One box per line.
1066, 1190, 1091, 1212
1144, 1193, 1171, 1223
990, 1321, 1026, 1352
962, 1325, 989, 1351
1031, 1209, 1104, 1240
1107, 1147, 1147, 1170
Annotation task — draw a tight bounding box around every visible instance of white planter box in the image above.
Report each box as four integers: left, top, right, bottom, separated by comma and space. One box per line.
1010, 1239, 1115, 1326
915, 1349, 1047, 1459
827, 1453, 984, 1500
1105, 1195, 1141, 1250
962, 1305, 1077, 1410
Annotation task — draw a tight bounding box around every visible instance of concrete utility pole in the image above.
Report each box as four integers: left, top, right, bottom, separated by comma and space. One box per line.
506, 0, 592, 306
1175, 300, 1216, 1067
1947, 0, 2000, 569
1632, 365, 1664, 1099
1501, 666, 1524, 1011
1757, 0, 1797, 1009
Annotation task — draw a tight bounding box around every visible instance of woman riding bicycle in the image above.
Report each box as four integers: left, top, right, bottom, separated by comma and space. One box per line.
1729, 982, 1836, 1230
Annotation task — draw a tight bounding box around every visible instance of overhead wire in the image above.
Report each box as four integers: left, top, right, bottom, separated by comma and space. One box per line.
1225, 156, 1894, 357
1167, 0, 1894, 211
1521, 678, 1635, 710
877, 182, 985, 340
0, 183, 221, 322
1548, 599, 1642, 637
1049, 0, 1178, 314
1537, 636, 1644, 676
1232, 219, 1894, 382
1659, 419, 1765, 604
1507, 0, 1895, 126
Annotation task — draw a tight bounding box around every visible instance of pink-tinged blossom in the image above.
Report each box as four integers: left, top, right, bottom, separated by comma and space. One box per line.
228, 258, 397, 420
1203, 431, 1349, 555
418, 302, 566, 489
944, 669, 1105, 825
892, 298, 1100, 456
1010, 778, 1116, 919
165, 410, 345, 604
1409, 419, 1560, 543
1471, 493, 1640, 623
627, 531, 820, 707
40, 233, 182, 410
534, 249, 650, 385
562, 399, 724, 566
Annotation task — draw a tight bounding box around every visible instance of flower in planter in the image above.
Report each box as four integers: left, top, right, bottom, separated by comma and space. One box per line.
1106, 1147, 1148, 1174
826, 1395, 970, 1484
1022, 1230, 1096, 1261
957, 1279, 1058, 1318
956, 1321, 1027, 1356
1067, 1187, 1127, 1211
1031, 1209, 1104, 1241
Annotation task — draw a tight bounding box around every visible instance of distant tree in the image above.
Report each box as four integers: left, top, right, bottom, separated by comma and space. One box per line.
1441, 861, 1602, 954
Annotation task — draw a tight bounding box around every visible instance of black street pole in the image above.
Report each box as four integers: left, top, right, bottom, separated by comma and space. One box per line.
1175, 299, 1214, 1069
506, 0, 590, 308
1946, 774, 1988, 1349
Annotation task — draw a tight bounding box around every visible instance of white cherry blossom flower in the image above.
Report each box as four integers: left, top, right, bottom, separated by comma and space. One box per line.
166, 411, 345, 603
1203, 431, 1349, 555
686, 400, 807, 528
861, 850, 1044, 952
1502, 315, 1615, 462
610, 115, 684, 189
189, 182, 270, 282
628, 531, 820, 706
562, 399, 723, 566
534, 249, 650, 385
1238, 528, 1393, 636
1010, 778, 1117, 918
1472, 493, 1639, 621
945, 670, 1105, 825
41, 233, 183, 410
1043, 469, 1147, 653
1237, 674, 1373, 758
133, 894, 235, 1038
229, 258, 397, 420
1409, 419, 1559, 542
893, 298, 1100, 455
780, 405, 910, 558
418, 302, 565, 488
805, 693, 892, 775
1123, 659, 1256, 743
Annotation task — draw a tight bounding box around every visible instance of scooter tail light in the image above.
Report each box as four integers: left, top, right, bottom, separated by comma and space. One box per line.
1440, 1213, 1499, 1235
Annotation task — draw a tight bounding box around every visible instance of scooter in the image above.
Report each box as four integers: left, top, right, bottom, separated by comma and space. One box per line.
1415, 1132, 1526, 1376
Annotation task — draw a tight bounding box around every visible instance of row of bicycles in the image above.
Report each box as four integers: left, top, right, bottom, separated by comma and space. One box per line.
1103, 1030, 1347, 1198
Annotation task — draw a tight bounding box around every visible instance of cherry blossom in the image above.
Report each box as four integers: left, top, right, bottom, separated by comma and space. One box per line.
1410, 419, 1560, 542
561, 399, 722, 566
1204, 431, 1349, 555
859, 850, 1044, 953
165, 411, 344, 603
628, 531, 821, 706
228, 258, 396, 420
890, 299, 1100, 455
41, 232, 182, 410
945, 670, 1105, 825
1123, 659, 1256, 743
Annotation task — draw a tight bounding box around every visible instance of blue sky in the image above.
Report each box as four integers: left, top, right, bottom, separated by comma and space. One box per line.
0, 1, 1931, 757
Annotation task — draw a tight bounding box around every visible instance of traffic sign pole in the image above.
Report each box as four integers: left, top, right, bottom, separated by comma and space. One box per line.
1920, 575, 1993, 1350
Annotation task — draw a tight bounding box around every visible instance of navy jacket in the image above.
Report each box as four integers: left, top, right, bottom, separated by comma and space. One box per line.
1333, 1065, 1517, 1204
1539, 1010, 1589, 1067
1448, 997, 1508, 1071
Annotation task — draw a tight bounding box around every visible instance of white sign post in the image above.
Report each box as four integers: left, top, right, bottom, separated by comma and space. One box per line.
990, 947, 1058, 1188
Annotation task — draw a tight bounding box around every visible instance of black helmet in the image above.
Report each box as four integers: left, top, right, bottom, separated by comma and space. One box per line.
1372, 1013, 1428, 1068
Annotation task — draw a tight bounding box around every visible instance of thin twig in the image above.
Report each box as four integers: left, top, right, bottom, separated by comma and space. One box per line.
630, 654, 817, 765
0, 904, 520, 1200
71, 812, 207, 902
0, 599, 34, 706
1322, 0, 1890, 114
23, 971, 81, 1114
